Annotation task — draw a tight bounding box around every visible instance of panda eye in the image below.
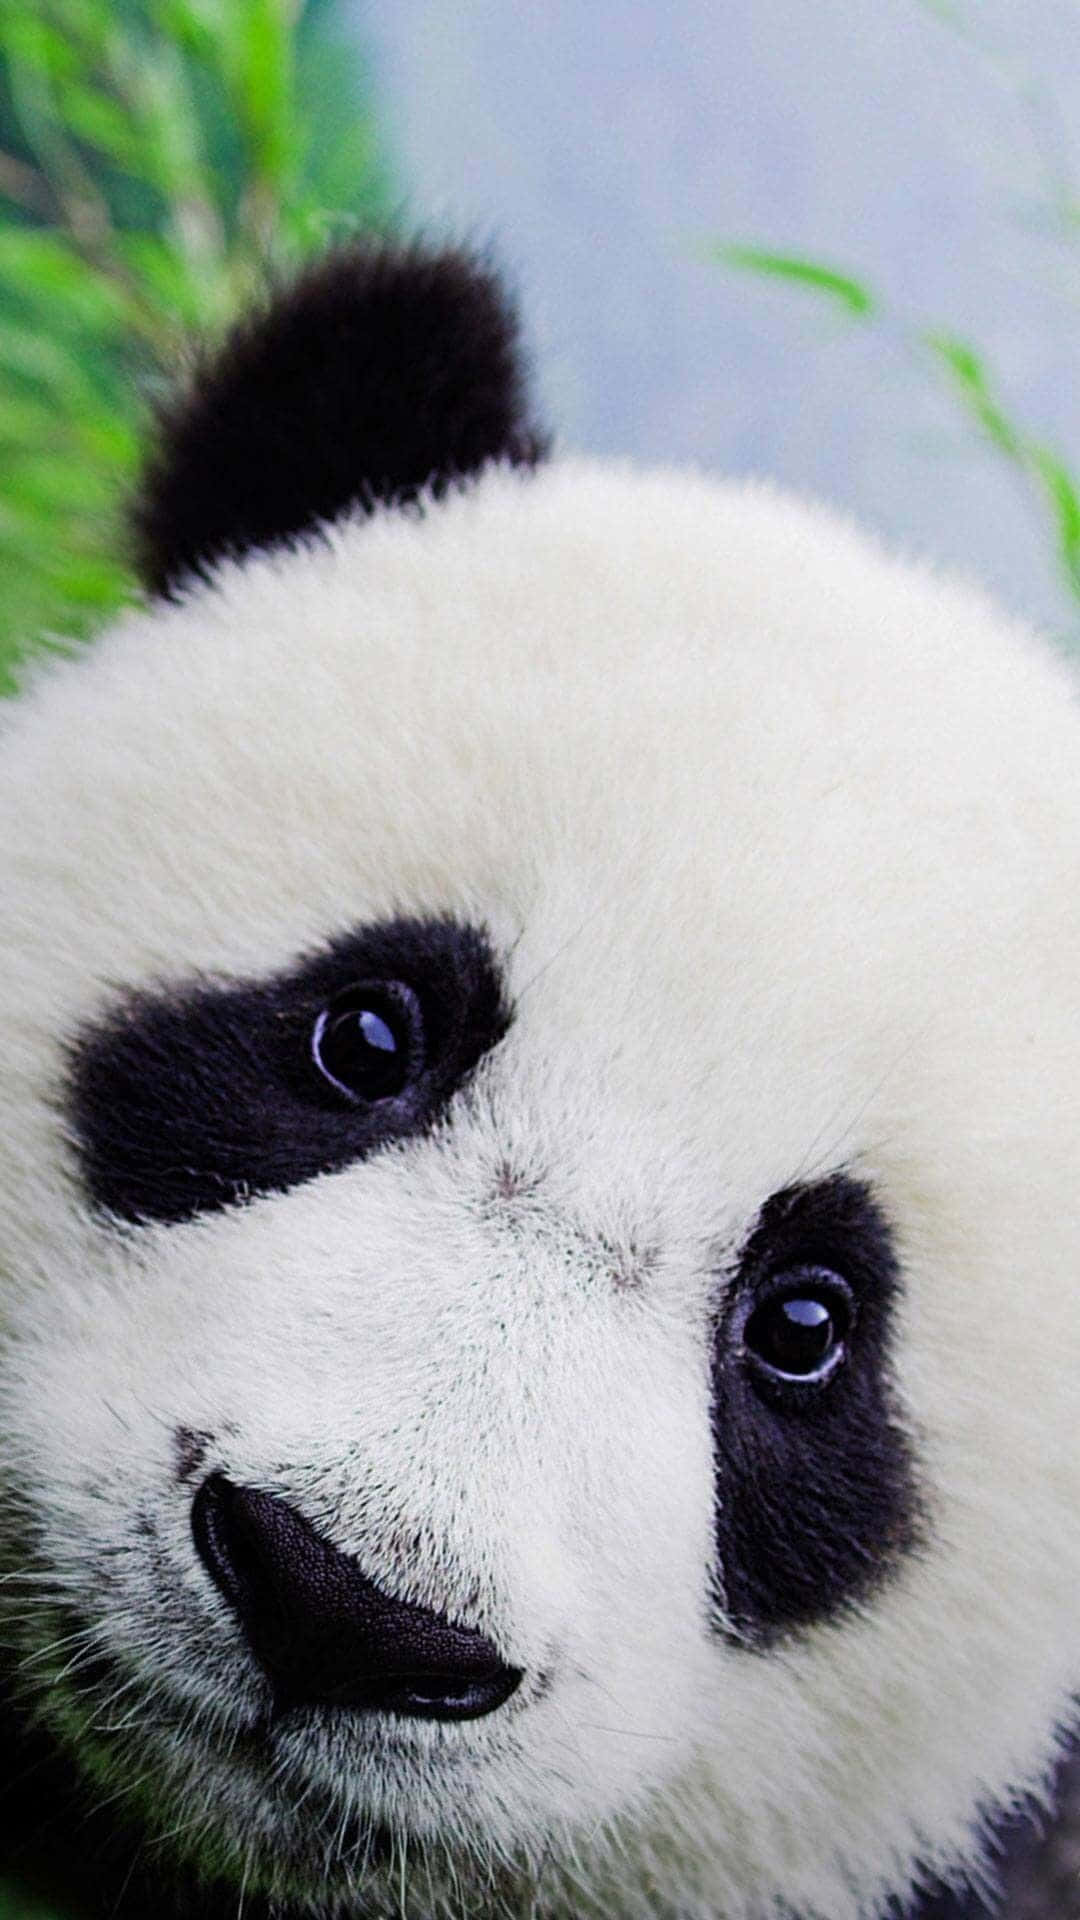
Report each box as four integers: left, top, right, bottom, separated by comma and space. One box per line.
311, 983, 422, 1103
743, 1269, 854, 1384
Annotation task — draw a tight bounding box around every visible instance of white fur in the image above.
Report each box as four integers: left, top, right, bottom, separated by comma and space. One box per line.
2, 458, 1080, 1918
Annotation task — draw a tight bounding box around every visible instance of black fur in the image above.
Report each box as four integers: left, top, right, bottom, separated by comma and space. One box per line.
0, 1674, 370, 1919
711, 1174, 922, 1639
67, 916, 511, 1225
131, 243, 549, 598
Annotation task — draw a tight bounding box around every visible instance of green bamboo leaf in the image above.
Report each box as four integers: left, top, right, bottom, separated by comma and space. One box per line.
921, 330, 1025, 459
0, 319, 103, 398
49, 77, 146, 173
0, 16, 81, 80
1027, 447, 1080, 597
0, 513, 118, 575
7, 450, 119, 512
53, 554, 131, 599
145, 0, 220, 63
294, 7, 387, 216
710, 243, 876, 317
0, 384, 131, 459
115, 229, 203, 321
0, 392, 66, 444
36, 0, 118, 58
0, 229, 135, 329
239, 0, 296, 183
133, 44, 230, 225
74, 413, 141, 465
0, 0, 392, 675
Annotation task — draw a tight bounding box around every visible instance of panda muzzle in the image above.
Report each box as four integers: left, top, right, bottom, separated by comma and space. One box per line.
190, 1473, 523, 1723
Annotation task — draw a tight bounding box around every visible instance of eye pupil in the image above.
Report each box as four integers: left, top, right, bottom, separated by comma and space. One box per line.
744, 1274, 851, 1382
312, 987, 420, 1102
773, 1297, 833, 1369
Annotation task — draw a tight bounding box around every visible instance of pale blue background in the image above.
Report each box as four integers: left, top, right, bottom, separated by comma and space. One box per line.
356, 0, 1080, 640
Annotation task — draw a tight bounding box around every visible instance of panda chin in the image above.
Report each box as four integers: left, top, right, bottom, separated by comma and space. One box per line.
9, 1659, 1080, 1920
0, 1660, 524, 1918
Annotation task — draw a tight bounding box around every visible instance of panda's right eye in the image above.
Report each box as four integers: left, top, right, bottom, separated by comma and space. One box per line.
311, 982, 423, 1103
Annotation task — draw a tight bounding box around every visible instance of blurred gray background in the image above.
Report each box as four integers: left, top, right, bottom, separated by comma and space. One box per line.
357, 0, 1080, 640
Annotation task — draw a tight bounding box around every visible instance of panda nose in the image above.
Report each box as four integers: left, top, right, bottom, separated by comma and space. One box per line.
190, 1474, 523, 1721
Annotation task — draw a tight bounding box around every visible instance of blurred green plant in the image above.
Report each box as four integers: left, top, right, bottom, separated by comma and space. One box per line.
0, 0, 390, 691
710, 240, 1080, 625
710, 2, 1080, 638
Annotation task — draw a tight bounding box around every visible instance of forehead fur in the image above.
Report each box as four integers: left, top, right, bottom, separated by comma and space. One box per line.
3, 456, 1080, 1919
8, 459, 1080, 1002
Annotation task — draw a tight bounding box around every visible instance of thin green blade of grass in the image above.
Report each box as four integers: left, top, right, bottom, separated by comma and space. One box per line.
0, 17, 81, 81
34, 0, 117, 53
712, 234, 1080, 626
709, 243, 876, 318
48, 75, 150, 177
1027, 447, 1080, 600
0, 317, 106, 399
921, 330, 1025, 460
922, 327, 1080, 604
235, 0, 299, 188
0, 227, 138, 329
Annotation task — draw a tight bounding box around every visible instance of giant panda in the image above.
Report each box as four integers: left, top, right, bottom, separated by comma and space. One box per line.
2, 243, 1080, 1920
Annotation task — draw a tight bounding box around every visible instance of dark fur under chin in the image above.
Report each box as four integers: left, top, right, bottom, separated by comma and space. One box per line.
2, 1684, 1079, 1920
894, 1737, 1080, 1920
0, 1680, 385, 1920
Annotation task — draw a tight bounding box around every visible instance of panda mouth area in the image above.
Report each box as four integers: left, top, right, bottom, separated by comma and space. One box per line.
269, 1668, 520, 1723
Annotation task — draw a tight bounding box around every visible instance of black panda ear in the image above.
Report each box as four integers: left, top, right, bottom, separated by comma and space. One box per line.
131, 243, 549, 599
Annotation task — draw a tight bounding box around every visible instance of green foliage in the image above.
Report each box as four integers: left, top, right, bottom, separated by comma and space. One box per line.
713, 0, 1080, 640
717, 239, 1080, 625
707, 244, 876, 319
0, 0, 390, 691
923, 330, 1080, 605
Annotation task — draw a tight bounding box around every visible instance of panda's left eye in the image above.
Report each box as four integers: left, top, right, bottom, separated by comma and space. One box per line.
743, 1268, 854, 1383
311, 983, 422, 1102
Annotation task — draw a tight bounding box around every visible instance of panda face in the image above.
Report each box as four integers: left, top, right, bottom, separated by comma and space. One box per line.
2, 250, 1080, 1920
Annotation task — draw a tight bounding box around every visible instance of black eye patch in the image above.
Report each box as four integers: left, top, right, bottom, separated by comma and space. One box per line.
711, 1174, 923, 1644
66, 917, 511, 1226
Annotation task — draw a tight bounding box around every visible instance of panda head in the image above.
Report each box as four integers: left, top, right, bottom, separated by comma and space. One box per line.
2, 244, 1079, 1920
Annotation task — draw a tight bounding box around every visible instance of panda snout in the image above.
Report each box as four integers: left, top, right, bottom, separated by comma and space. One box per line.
190, 1473, 524, 1722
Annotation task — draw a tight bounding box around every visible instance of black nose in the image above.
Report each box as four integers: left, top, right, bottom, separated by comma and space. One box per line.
191, 1474, 523, 1721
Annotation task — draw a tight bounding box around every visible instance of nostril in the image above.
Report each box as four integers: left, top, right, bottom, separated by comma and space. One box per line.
190, 1474, 523, 1721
